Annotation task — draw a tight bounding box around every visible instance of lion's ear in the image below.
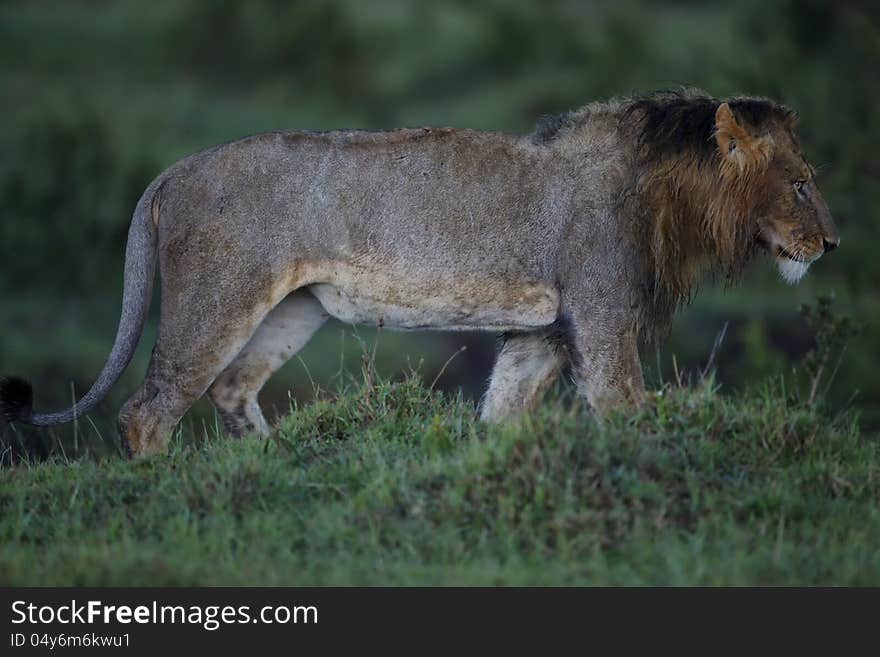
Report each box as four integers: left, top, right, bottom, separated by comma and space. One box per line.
714, 102, 772, 173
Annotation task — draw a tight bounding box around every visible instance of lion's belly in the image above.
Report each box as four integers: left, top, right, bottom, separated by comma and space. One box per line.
306, 264, 558, 331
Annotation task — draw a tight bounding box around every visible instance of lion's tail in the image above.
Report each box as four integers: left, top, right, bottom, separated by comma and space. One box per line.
0, 177, 165, 427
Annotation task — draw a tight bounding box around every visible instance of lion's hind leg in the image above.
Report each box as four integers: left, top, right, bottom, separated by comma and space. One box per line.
479, 331, 565, 422
208, 289, 329, 437
118, 290, 278, 458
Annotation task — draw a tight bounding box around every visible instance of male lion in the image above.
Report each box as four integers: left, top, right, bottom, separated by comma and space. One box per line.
0, 89, 839, 457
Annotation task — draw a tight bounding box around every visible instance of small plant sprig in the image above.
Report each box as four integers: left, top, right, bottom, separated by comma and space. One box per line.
798, 293, 862, 409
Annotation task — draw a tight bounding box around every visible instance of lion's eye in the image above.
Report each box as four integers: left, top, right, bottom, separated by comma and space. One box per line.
793, 179, 806, 193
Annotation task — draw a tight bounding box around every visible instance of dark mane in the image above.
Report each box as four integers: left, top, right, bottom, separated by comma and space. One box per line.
532, 111, 574, 144
624, 89, 796, 164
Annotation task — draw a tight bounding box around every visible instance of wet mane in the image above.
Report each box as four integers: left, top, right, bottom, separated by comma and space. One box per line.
625, 89, 796, 165
620, 89, 797, 340
532, 111, 574, 144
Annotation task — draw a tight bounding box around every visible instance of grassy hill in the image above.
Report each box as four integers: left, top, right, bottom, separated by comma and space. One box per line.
2, 369, 878, 586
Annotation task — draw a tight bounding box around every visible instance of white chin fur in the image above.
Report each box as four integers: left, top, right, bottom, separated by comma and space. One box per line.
777, 258, 809, 285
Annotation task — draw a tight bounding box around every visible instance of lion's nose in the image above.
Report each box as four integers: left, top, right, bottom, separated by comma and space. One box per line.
823, 237, 839, 253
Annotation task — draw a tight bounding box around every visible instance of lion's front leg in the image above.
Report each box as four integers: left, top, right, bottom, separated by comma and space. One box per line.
480, 331, 564, 422
569, 312, 645, 417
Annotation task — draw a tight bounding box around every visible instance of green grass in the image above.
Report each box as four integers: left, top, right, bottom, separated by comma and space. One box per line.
1, 371, 878, 586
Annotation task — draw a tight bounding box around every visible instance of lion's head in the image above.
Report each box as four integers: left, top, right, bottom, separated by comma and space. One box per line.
629, 91, 839, 304
713, 100, 839, 285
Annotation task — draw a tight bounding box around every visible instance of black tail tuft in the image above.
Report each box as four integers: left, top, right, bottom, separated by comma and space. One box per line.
0, 376, 34, 424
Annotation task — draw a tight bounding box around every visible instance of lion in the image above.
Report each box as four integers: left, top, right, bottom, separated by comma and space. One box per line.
0, 89, 839, 457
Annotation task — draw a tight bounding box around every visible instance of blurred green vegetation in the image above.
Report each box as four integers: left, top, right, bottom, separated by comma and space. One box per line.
1, 0, 878, 447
